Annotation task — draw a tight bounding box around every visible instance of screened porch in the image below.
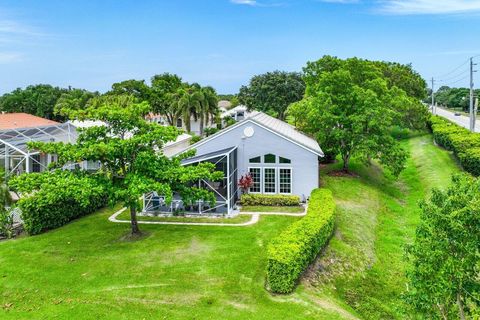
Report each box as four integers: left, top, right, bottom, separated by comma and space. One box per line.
142, 146, 239, 215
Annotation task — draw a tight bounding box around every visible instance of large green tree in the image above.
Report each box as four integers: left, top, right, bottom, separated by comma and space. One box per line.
109, 79, 150, 101
54, 88, 98, 117
405, 174, 480, 319
238, 71, 305, 120
29, 96, 222, 235
289, 56, 422, 174
0, 84, 67, 120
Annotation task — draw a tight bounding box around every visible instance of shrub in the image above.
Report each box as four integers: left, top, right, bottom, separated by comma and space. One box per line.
9, 170, 109, 235
0, 208, 13, 238
458, 148, 480, 177
266, 188, 335, 293
240, 194, 300, 206
429, 115, 480, 176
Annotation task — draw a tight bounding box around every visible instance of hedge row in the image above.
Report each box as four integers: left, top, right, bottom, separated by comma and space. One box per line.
429, 116, 480, 176
240, 194, 300, 206
265, 188, 335, 293
10, 171, 109, 235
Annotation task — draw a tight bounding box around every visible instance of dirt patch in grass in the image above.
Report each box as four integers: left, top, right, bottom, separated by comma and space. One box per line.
118, 230, 151, 242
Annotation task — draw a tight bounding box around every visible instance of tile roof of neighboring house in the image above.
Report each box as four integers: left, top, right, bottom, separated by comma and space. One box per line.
0, 113, 59, 130
178, 110, 323, 157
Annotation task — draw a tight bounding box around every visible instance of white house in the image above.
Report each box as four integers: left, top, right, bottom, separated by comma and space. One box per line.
143, 111, 323, 215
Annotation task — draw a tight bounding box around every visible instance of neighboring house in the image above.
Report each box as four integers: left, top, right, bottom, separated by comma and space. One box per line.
162, 133, 192, 157
146, 113, 217, 136
0, 113, 192, 177
222, 105, 249, 122
143, 111, 323, 215
0, 113, 77, 176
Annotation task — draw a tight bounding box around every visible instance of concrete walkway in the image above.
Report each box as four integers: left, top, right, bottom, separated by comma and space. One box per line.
108, 206, 307, 227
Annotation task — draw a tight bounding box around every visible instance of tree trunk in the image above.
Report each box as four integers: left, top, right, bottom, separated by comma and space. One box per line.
342, 153, 351, 172
457, 292, 466, 320
129, 206, 141, 235
199, 113, 204, 136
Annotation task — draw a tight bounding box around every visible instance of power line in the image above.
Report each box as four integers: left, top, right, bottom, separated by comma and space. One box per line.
434, 58, 470, 79
437, 67, 470, 82
440, 74, 470, 87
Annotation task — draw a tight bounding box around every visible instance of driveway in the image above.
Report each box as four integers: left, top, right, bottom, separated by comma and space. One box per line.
433, 107, 480, 133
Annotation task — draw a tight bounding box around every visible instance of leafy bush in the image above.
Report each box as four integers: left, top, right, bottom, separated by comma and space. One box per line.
429, 115, 480, 176
266, 189, 335, 293
189, 135, 202, 145
0, 208, 13, 238
458, 148, 480, 177
204, 127, 219, 137
9, 170, 109, 235
240, 194, 300, 206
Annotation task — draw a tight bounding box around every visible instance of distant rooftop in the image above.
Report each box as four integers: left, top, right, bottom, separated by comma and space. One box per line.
0, 113, 59, 131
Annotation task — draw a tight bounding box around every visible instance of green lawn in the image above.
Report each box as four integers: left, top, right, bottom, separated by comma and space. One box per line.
305, 134, 461, 319
240, 206, 305, 213
0, 134, 460, 319
117, 210, 253, 224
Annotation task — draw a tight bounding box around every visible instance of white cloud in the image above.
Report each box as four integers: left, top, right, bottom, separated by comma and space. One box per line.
318, 0, 359, 3
379, 0, 480, 15
231, 0, 257, 5
0, 52, 22, 63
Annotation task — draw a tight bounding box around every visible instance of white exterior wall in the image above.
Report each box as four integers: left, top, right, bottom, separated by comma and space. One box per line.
190, 121, 319, 200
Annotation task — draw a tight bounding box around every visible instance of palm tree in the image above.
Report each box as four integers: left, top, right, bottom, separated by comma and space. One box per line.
201, 86, 219, 132
178, 85, 203, 133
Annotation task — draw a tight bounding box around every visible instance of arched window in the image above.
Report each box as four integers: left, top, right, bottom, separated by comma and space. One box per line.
264, 154, 276, 163
176, 118, 183, 128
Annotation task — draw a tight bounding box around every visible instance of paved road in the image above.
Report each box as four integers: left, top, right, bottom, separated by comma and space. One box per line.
433, 107, 480, 133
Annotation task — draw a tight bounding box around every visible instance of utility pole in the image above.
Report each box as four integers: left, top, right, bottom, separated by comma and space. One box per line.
431, 77, 435, 114
469, 57, 477, 132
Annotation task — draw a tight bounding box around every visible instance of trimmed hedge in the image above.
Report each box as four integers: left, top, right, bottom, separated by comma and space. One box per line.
10, 171, 108, 235
429, 115, 480, 176
266, 188, 335, 293
240, 194, 300, 206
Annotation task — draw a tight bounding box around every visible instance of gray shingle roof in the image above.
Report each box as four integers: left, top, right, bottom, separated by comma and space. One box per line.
177, 111, 323, 157
247, 111, 323, 156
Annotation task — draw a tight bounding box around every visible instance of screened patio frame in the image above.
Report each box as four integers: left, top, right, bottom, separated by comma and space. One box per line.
0, 122, 77, 177
143, 146, 239, 215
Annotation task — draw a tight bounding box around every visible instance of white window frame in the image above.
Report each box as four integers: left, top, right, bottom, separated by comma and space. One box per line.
263, 167, 277, 194
278, 167, 293, 195
248, 166, 262, 194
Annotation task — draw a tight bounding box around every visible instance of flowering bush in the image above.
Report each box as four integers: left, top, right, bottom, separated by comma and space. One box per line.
238, 173, 254, 193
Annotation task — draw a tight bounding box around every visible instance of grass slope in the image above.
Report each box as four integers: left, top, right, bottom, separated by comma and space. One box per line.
302, 134, 460, 319
0, 134, 459, 319
0, 213, 350, 319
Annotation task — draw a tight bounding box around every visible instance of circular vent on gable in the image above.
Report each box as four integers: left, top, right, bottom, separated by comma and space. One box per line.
243, 126, 255, 137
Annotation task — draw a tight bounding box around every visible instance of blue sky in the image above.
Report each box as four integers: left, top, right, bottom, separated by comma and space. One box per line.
1, 0, 480, 94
